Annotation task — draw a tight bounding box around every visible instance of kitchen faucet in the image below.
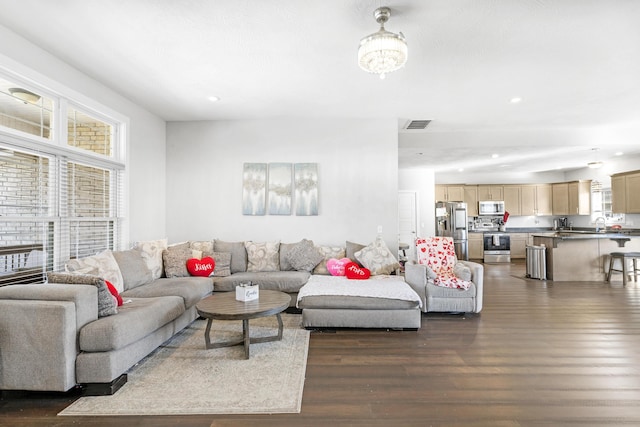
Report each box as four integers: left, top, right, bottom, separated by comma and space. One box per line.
595, 217, 606, 233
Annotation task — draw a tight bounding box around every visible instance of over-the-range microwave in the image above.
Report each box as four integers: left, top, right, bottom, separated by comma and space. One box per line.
478, 200, 505, 216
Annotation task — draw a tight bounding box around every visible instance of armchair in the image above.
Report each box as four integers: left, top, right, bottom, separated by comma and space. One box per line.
404, 237, 483, 313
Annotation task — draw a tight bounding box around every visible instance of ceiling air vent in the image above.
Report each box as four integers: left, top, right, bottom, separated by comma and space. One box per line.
404, 120, 431, 130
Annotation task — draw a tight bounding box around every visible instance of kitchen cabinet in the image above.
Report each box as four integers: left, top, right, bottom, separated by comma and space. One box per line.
509, 233, 529, 259
610, 171, 640, 214
477, 185, 503, 201
463, 185, 478, 216
626, 173, 640, 213
552, 183, 569, 215
611, 174, 626, 213
503, 185, 521, 216
468, 233, 484, 260
521, 184, 552, 216
435, 185, 464, 202
553, 181, 590, 215
568, 180, 591, 215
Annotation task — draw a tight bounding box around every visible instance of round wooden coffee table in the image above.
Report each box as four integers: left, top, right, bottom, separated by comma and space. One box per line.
195, 290, 291, 359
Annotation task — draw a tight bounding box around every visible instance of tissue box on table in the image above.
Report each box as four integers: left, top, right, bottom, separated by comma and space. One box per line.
235, 283, 259, 301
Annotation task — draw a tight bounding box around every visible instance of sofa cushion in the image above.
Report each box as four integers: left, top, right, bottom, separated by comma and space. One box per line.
65, 249, 125, 293
213, 271, 310, 293
245, 241, 280, 272
313, 246, 346, 275
355, 238, 400, 275
346, 241, 366, 266
214, 240, 247, 273
286, 239, 323, 272
47, 272, 117, 317
426, 282, 476, 298
120, 276, 213, 309
162, 242, 192, 278
78, 296, 185, 352
134, 238, 168, 280
112, 248, 154, 291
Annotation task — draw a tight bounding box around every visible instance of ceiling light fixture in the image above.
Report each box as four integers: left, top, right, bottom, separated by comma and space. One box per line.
510, 97, 522, 104
358, 7, 407, 80
587, 161, 603, 169
8, 87, 41, 104
208, 96, 220, 102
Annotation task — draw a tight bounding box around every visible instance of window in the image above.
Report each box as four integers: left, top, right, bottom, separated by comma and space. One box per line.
591, 181, 625, 225
0, 71, 126, 285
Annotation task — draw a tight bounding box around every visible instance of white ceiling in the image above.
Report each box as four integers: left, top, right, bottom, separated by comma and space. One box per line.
1, 0, 639, 175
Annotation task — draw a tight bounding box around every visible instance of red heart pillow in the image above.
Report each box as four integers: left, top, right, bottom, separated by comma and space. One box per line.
187, 257, 216, 277
345, 262, 371, 280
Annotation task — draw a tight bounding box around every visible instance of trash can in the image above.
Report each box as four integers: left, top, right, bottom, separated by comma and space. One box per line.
526, 245, 547, 280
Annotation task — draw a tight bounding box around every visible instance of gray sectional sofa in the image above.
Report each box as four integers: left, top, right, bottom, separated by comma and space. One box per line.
0, 237, 483, 395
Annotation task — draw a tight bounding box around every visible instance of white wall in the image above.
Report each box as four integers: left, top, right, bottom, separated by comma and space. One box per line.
0, 24, 167, 245
166, 119, 399, 249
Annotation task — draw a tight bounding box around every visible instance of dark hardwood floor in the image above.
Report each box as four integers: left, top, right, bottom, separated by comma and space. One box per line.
3, 260, 640, 426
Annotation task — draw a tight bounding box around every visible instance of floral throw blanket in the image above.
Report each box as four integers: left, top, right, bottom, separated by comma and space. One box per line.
416, 236, 471, 290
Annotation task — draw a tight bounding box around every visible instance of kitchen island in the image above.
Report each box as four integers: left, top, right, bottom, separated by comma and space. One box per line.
532, 231, 640, 281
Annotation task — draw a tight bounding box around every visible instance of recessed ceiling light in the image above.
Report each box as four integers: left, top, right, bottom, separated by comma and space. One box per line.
491, 154, 499, 159
458, 168, 464, 172
208, 96, 220, 102
510, 97, 522, 104
615, 151, 623, 156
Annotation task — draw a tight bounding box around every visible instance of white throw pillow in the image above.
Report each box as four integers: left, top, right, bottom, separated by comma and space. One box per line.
354, 237, 400, 276
244, 241, 280, 272
65, 249, 125, 292
134, 238, 168, 280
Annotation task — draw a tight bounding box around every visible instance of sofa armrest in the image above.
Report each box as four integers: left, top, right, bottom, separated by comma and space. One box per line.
458, 260, 484, 312
0, 284, 98, 392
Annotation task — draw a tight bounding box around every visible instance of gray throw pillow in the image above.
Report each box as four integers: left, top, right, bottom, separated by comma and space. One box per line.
279, 241, 301, 271
346, 241, 366, 267
286, 239, 324, 272
203, 251, 232, 277
162, 243, 192, 278
112, 248, 154, 290
47, 272, 117, 317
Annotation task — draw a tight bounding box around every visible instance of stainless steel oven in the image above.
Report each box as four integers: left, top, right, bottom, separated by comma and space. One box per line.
483, 233, 511, 263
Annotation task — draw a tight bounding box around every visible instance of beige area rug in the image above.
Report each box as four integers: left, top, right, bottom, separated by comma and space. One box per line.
59, 314, 309, 416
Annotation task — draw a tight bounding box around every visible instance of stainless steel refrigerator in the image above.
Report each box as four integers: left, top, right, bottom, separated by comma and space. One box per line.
435, 201, 468, 261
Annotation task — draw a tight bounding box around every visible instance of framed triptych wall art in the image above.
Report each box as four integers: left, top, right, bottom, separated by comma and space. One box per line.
242, 162, 318, 216
268, 163, 292, 215
242, 163, 267, 215
294, 163, 318, 216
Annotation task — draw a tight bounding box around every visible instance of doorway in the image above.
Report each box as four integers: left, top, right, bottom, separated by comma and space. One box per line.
398, 190, 418, 263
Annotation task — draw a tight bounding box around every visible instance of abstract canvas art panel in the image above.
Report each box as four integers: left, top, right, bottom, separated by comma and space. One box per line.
294, 163, 318, 216
268, 163, 292, 215
242, 163, 267, 215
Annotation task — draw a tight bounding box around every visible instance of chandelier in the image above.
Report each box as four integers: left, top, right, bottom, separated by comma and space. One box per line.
358, 7, 407, 79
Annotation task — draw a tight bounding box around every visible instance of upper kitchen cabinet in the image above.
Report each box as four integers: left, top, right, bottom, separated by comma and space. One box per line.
463, 186, 479, 216
503, 185, 521, 216
552, 183, 569, 215
612, 171, 640, 214
521, 184, 552, 216
627, 173, 640, 213
611, 171, 640, 213
568, 180, 591, 215
611, 174, 626, 213
552, 181, 590, 215
435, 185, 464, 202
477, 185, 503, 201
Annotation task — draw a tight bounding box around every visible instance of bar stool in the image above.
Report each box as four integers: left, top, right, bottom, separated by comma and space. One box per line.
606, 252, 640, 286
